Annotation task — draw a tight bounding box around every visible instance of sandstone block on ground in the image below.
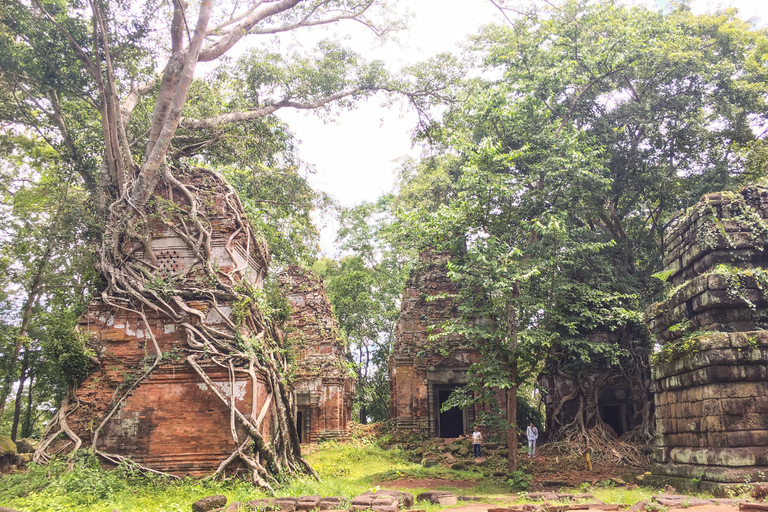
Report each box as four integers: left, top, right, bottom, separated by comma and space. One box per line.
246, 499, 273, 510
297, 496, 322, 511
417, 491, 457, 505
0, 436, 16, 456
275, 498, 299, 512
192, 495, 227, 512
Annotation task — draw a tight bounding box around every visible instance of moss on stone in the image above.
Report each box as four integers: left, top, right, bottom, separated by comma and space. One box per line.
0, 435, 17, 456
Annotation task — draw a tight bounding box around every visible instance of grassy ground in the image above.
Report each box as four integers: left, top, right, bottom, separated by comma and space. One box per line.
0, 440, 669, 512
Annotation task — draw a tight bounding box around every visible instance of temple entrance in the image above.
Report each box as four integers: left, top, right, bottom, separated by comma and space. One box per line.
297, 411, 304, 443
436, 386, 465, 438
600, 404, 626, 437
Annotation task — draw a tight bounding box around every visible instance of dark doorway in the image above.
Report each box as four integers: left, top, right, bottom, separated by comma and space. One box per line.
296, 411, 303, 443
437, 388, 464, 438
600, 404, 625, 437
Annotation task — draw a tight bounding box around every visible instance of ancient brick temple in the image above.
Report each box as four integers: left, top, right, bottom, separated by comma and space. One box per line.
278, 266, 354, 443
390, 252, 496, 438
646, 187, 768, 494
56, 168, 274, 476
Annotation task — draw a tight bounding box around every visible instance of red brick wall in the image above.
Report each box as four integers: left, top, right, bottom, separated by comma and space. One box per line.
68, 301, 273, 476
279, 266, 355, 442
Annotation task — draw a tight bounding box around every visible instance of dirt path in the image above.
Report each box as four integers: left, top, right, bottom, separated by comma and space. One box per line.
380, 478, 486, 490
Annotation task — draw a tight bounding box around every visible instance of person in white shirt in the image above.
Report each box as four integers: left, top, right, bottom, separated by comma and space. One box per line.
472, 427, 483, 458
526, 422, 539, 458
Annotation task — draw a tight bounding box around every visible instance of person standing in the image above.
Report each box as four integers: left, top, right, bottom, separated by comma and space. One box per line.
472, 427, 483, 459
526, 422, 539, 458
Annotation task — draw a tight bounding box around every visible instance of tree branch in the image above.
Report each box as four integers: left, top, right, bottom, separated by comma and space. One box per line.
179, 87, 362, 129
198, 0, 302, 62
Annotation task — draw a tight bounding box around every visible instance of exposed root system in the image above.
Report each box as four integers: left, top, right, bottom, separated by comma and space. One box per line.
35, 166, 314, 490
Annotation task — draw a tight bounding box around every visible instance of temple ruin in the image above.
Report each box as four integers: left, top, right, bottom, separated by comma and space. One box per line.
41, 168, 278, 477
539, 328, 652, 440
646, 187, 768, 494
389, 252, 496, 438
278, 266, 355, 443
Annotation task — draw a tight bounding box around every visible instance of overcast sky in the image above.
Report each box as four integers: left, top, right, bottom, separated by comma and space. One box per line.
274, 0, 768, 257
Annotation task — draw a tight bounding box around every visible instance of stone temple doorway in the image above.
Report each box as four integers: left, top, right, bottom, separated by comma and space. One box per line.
600, 403, 627, 437
435, 385, 466, 438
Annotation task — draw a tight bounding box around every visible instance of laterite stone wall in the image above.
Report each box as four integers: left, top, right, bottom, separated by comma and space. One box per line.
646, 187, 768, 494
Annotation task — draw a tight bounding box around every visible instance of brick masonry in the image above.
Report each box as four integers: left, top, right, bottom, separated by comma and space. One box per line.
389, 251, 505, 438
278, 266, 354, 443
61, 168, 274, 476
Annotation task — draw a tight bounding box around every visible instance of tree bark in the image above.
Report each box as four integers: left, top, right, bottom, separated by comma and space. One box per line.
507, 283, 520, 473
22, 370, 35, 439
11, 350, 30, 442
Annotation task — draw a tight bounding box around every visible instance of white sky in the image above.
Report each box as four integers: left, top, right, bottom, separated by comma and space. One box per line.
274, 0, 768, 257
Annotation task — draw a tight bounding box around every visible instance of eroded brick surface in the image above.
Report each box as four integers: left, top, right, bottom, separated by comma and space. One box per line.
279, 266, 354, 442
61, 168, 273, 476
647, 187, 768, 488
389, 252, 503, 437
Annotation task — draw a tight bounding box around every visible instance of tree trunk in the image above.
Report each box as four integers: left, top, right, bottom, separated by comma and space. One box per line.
11, 350, 29, 442
360, 404, 368, 425
507, 283, 520, 473
0, 184, 67, 417
507, 383, 519, 472
22, 370, 35, 439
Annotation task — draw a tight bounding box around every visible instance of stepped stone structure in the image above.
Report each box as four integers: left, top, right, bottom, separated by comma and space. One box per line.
645, 187, 768, 494
59, 168, 274, 476
278, 266, 355, 443
390, 252, 503, 438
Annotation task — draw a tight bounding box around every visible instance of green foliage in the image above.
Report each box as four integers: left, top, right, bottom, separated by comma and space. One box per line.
314, 197, 412, 423
383, 0, 768, 449
506, 470, 532, 491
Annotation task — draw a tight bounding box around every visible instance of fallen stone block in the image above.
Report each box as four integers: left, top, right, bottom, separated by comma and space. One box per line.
372, 498, 399, 512
740, 504, 768, 512
417, 491, 456, 505
193, 495, 227, 512
753, 486, 768, 500
350, 496, 374, 508
526, 494, 543, 500
225, 502, 242, 512
246, 500, 274, 510
0, 507, 24, 512
541, 493, 561, 501
458, 497, 483, 502
541, 504, 569, 512
373, 490, 414, 509
297, 496, 322, 511
319, 497, 344, 510
627, 501, 646, 512
275, 498, 299, 512
523, 505, 541, 512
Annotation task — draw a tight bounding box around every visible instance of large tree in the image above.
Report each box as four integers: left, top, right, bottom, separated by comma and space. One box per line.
1, 0, 400, 487
396, 0, 768, 472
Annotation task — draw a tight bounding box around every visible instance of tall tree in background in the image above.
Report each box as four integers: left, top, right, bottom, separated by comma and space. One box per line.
396, 0, 768, 471
0, 0, 402, 485
315, 196, 412, 423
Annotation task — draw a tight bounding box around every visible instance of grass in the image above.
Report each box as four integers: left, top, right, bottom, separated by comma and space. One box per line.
0, 440, 512, 512
3, 439, 700, 512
